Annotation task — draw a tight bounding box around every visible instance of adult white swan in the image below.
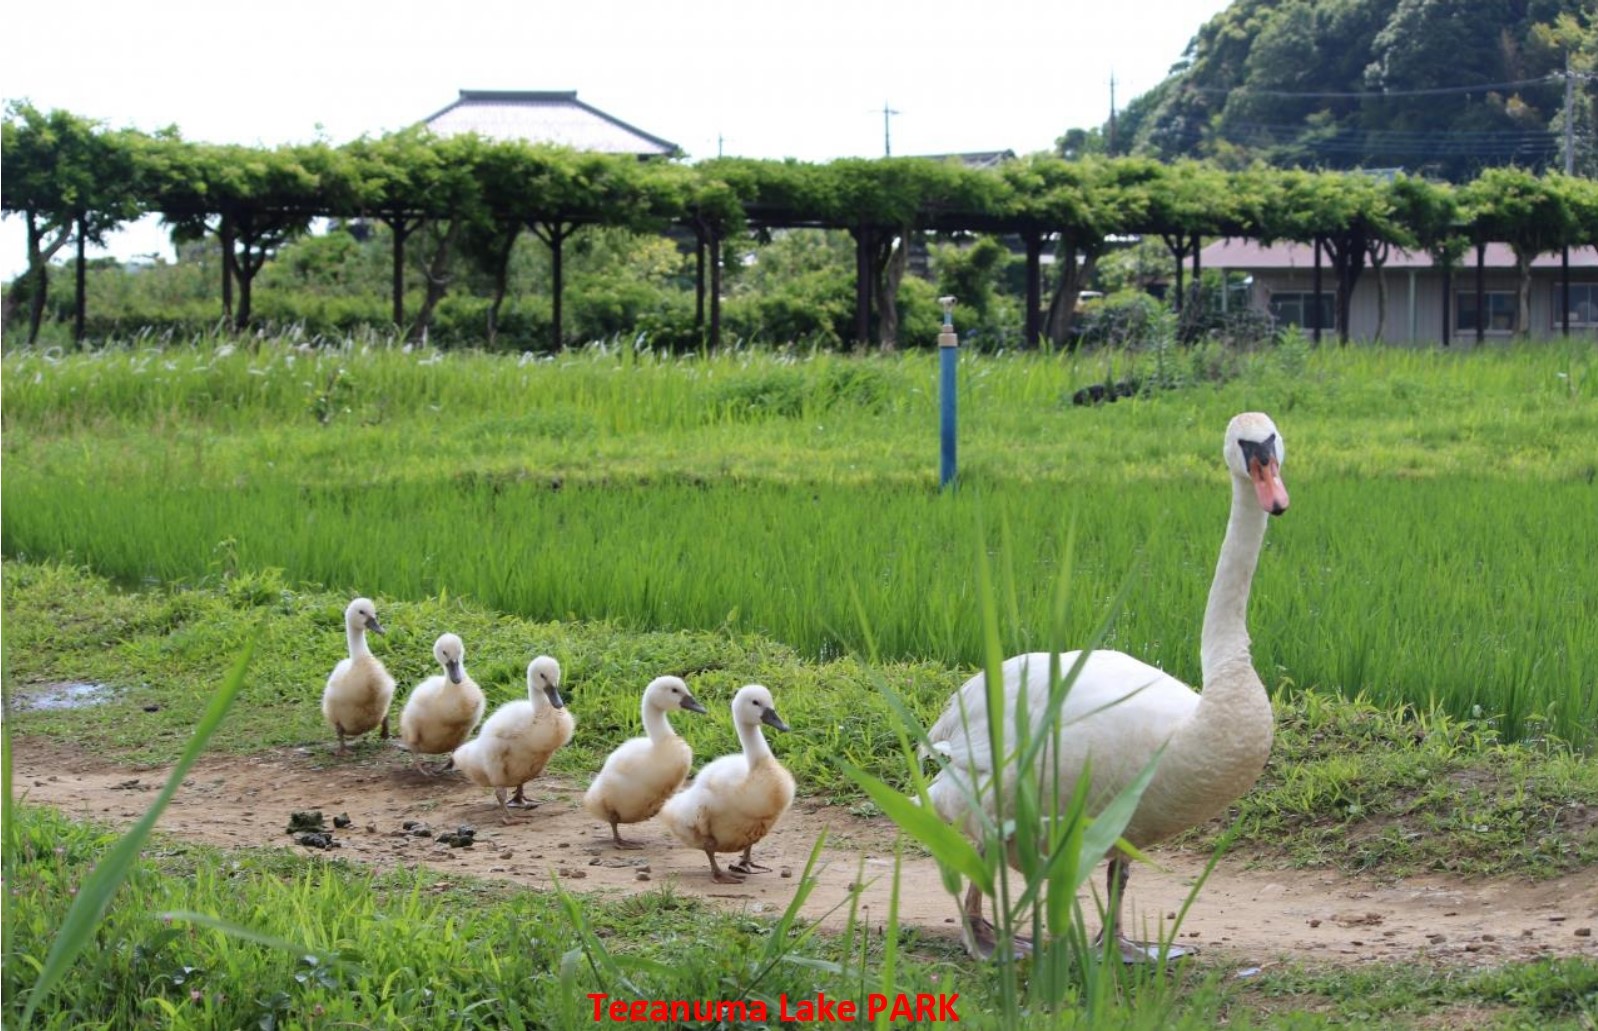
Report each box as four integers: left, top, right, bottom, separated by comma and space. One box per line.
925, 411, 1289, 960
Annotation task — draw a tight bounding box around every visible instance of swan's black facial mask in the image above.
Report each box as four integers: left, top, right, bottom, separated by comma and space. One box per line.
1237, 435, 1278, 469
1238, 434, 1289, 515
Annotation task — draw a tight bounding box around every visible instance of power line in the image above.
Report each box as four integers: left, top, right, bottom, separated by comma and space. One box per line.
1189, 75, 1563, 100
1150, 118, 1568, 164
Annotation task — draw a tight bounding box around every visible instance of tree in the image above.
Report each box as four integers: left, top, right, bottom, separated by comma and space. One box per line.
152, 140, 351, 329
1125, 0, 1587, 178
346, 130, 479, 330
1257, 169, 1414, 344
1, 102, 144, 344
1461, 167, 1579, 335
999, 156, 1101, 347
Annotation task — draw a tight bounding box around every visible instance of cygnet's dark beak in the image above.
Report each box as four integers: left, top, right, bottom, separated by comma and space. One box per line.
446, 659, 463, 685
544, 684, 566, 709
680, 694, 708, 715
761, 707, 790, 732
366, 615, 386, 635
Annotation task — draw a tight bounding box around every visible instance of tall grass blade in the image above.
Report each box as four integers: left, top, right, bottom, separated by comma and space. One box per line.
841, 762, 990, 896
17, 631, 258, 1030
154, 909, 357, 970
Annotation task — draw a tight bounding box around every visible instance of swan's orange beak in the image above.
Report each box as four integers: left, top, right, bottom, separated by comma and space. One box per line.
1250, 457, 1289, 515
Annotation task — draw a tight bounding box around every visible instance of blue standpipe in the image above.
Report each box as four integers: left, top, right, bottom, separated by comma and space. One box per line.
938, 296, 958, 489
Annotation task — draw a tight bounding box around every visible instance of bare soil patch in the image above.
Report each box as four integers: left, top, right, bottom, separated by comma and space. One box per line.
12, 735, 1596, 970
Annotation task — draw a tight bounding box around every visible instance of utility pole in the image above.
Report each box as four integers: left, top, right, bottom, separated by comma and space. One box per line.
1108, 71, 1118, 155
882, 101, 899, 156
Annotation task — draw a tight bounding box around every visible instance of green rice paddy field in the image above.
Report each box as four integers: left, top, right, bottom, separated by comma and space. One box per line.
4, 336, 1597, 1029
5, 339, 1596, 744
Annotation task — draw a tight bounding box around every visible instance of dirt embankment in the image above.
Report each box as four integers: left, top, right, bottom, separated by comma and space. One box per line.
11, 735, 1596, 970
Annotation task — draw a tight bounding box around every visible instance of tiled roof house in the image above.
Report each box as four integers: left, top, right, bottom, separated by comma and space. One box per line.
424, 90, 678, 157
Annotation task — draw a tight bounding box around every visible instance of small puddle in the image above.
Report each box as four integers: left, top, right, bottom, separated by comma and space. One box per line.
10, 682, 118, 712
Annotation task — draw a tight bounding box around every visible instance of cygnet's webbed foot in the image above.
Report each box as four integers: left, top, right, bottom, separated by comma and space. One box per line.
728, 850, 771, 875
610, 826, 646, 850
504, 786, 539, 809
708, 853, 746, 883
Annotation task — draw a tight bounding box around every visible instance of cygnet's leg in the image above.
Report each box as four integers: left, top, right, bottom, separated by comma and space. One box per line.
728, 846, 771, 875
333, 725, 351, 755
610, 821, 645, 850
379, 715, 391, 740
707, 850, 745, 884
505, 784, 540, 809
421, 755, 453, 776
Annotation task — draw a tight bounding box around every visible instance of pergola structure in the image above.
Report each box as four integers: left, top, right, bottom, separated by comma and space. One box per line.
424, 90, 680, 347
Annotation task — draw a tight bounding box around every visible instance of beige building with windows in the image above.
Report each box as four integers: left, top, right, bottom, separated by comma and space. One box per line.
1201, 239, 1598, 343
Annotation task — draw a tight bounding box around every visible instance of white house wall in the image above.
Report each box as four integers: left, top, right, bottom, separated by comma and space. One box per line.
1242, 267, 1598, 344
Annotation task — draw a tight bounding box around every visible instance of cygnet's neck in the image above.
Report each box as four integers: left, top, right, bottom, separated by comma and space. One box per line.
346, 621, 370, 659
642, 701, 677, 743
736, 719, 774, 764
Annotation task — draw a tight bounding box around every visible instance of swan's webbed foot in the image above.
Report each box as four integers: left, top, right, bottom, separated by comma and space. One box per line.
959, 917, 1032, 960
728, 847, 770, 875
957, 881, 1032, 960
1093, 930, 1197, 965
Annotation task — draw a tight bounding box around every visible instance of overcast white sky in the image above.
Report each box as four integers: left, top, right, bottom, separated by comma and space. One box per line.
1, 0, 1229, 280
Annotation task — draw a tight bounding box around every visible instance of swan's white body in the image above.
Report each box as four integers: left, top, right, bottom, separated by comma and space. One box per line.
583, 676, 707, 848
399, 633, 486, 761
661, 684, 795, 882
926, 411, 1289, 958
321, 598, 395, 752
453, 656, 573, 810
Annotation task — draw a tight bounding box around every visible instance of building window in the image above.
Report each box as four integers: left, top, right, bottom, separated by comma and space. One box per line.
1456, 291, 1519, 333
1554, 283, 1598, 330
1268, 292, 1335, 330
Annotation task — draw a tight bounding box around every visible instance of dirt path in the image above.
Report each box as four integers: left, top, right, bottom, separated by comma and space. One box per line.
11, 735, 1596, 971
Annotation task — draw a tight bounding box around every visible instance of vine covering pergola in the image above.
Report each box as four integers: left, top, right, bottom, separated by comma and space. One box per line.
6, 101, 1598, 349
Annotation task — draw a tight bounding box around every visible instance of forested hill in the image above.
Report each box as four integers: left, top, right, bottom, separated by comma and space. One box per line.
1113, 0, 1596, 180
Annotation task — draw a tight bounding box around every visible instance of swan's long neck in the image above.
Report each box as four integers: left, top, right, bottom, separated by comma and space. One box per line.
642, 702, 676, 744
346, 622, 369, 660
736, 720, 774, 765
1200, 474, 1269, 683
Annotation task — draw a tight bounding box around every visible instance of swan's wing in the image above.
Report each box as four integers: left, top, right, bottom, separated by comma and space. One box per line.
924, 651, 1199, 828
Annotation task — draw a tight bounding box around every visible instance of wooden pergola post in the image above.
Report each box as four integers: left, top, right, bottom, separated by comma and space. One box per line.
1024, 230, 1042, 348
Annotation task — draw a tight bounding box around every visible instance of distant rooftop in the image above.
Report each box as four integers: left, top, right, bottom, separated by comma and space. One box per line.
424, 90, 678, 157
916, 150, 1017, 168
